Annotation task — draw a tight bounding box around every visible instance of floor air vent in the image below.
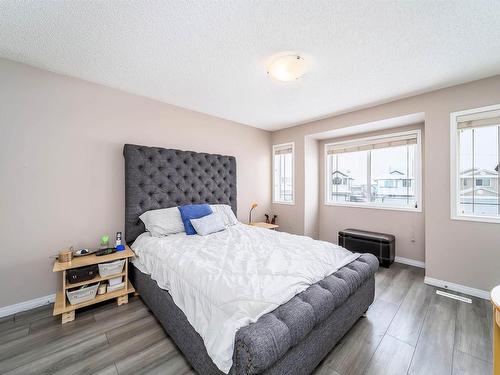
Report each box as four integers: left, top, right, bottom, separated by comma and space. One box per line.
436, 290, 472, 304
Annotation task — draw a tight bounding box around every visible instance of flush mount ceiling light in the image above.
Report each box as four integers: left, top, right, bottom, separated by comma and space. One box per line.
267, 55, 308, 82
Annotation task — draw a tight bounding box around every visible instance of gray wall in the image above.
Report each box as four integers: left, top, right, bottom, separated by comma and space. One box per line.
272, 75, 500, 292
0, 58, 271, 308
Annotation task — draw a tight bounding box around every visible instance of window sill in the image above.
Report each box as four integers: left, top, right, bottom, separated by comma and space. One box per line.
273, 201, 295, 206
451, 214, 500, 224
324, 201, 422, 213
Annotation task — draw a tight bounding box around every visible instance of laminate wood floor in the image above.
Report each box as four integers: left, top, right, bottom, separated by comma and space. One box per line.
0, 263, 492, 375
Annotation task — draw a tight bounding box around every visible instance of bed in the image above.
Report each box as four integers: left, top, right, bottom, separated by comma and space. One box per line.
124, 144, 378, 375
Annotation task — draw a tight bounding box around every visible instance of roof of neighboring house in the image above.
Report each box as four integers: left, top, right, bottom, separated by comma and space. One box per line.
460, 168, 498, 178
460, 187, 498, 195
332, 170, 353, 179
373, 170, 411, 180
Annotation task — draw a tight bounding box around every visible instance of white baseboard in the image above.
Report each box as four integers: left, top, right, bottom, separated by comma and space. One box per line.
394, 256, 425, 268
424, 276, 489, 300
0, 294, 56, 318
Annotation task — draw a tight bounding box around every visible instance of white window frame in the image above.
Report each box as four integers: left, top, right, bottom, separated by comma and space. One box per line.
450, 103, 500, 224
272, 142, 295, 205
324, 129, 422, 212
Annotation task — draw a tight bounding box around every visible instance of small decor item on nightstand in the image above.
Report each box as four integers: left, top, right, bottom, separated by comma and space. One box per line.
95, 248, 116, 256
265, 214, 270, 223
58, 249, 73, 263
271, 215, 278, 225
115, 232, 125, 251
73, 248, 94, 257
248, 203, 258, 224
100, 235, 110, 250
97, 284, 107, 295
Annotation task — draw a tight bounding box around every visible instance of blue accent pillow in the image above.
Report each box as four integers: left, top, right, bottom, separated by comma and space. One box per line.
178, 204, 213, 235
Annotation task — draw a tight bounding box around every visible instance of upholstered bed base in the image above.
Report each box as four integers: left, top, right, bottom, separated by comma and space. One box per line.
124, 144, 378, 374
129, 253, 378, 375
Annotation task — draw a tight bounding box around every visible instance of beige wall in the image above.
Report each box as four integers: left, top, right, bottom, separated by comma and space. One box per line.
304, 136, 319, 239
318, 124, 425, 262
2, 56, 499, 307
0, 58, 271, 308
272, 75, 500, 292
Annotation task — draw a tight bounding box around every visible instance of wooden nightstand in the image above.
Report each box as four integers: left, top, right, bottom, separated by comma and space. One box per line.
249, 222, 279, 230
52, 246, 136, 324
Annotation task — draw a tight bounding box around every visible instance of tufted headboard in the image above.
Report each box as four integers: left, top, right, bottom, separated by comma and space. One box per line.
123, 144, 237, 244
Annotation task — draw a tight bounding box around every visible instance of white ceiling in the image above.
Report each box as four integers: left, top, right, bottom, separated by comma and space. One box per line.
1, 1, 500, 131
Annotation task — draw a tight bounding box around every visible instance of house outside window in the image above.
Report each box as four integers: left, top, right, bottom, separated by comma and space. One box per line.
451, 104, 500, 223
325, 130, 422, 211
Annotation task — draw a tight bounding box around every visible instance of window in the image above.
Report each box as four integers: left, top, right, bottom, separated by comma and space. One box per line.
327, 150, 368, 203
383, 180, 396, 188
325, 130, 421, 211
451, 105, 500, 223
475, 178, 491, 187
273, 142, 294, 204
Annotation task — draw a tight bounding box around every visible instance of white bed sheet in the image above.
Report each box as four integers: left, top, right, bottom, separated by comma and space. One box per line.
131, 224, 359, 373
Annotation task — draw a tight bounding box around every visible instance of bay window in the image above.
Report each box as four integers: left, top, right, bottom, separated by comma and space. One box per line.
325, 130, 421, 211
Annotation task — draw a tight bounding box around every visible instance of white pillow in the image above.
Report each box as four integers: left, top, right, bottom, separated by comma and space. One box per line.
139, 207, 185, 237
190, 213, 226, 236
210, 204, 239, 227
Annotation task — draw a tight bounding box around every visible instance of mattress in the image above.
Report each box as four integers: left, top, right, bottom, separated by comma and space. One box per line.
130, 254, 377, 375
131, 224, 372, 373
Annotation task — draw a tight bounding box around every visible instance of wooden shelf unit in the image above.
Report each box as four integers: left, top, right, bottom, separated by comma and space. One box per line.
52, 246, 136, 324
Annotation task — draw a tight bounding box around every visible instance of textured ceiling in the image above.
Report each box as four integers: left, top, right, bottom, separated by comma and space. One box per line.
1, 1, 500, 131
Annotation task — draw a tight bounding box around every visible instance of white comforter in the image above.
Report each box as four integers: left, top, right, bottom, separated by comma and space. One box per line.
131, 224, 359, 373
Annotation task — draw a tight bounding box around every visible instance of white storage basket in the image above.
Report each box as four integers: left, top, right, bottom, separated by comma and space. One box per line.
107, 282, 125, 293
108, 276, 123, 286
66, 283, 99, 305
98, 259, 125, 277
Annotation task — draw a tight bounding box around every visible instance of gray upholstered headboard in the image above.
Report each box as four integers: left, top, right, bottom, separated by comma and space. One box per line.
123, 144, 237, 244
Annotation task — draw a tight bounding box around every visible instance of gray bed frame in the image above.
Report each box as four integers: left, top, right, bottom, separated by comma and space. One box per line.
124, 144, 378, 375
